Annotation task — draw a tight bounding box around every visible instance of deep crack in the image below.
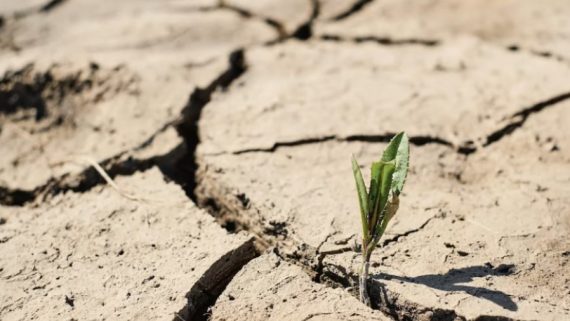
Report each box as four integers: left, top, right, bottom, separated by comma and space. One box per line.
35, 151, 162, 203
0, 2, 549, 321
173, 238, 259, 321
174, 49, 247, 202
0, 123, 178, 206
194, 163, 524, 321
169, 59, 570, 321
0, 186, 35, 206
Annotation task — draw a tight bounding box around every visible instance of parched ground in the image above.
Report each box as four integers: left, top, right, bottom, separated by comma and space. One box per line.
1, 1, 569, 321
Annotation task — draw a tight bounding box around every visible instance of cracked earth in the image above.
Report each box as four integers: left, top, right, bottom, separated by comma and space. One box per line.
1, 1, 569, 321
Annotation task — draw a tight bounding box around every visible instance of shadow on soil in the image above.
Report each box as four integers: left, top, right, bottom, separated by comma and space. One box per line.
372, 264, 518, 312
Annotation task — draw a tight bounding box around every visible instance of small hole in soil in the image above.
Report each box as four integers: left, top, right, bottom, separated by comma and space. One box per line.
222, 220, 237, 233
292, 23, 312, 40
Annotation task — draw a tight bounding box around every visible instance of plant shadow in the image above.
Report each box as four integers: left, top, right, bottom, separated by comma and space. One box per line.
371, 263, 518, 312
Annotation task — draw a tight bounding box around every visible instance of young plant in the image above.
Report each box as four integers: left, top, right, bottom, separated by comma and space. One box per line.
351, 132, 409, 306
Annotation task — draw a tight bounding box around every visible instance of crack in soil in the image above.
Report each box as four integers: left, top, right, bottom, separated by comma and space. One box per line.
29, 151, 160, 203
194, 2, 287, 41
194, 166, 280, 248
194, 165, 523, 321
174, 49, 247, 202
319, 34, 440, 47
232, 135, 337, 154
192, 0, 323, 44
223, 89, 570, 157
0, 59, 556, 319
173, 238, 259, 321
381, 216, 436, 247
290, 0, 320, 41
190, 0, 323, 45
482, 91, 570, 148
315, 253, 523, 321
507, 45, 570, 66
370, 284, 524, 321
0, 186, 35, 206
0, 45, 533, 321
0, 50, 256, 321
346, 133, 453, 147
0, 121, 176, 206
229, 133, 464, 155
194, 153, 467, 320
1, 22, 555, 321
218, 3, 287, 40
12, 0, 67, 19
133, 50, 260, 321
174, 50, 543, 317
0, 48, 246, 208
39, 0, 68, 13
329, 0, 375, 21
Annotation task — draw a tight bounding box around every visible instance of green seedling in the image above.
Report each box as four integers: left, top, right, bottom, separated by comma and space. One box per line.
352, 132, 409, 306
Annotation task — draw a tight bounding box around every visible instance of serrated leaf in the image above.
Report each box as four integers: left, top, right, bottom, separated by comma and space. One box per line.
352, 156, 369, 241
381, 132, 409, 195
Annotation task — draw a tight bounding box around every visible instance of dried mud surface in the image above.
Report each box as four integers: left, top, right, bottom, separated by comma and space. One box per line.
0, 169, 255, 320
1, 0, 569, 320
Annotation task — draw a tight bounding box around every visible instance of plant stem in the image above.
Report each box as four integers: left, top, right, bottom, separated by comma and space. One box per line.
359, 251, 371, 306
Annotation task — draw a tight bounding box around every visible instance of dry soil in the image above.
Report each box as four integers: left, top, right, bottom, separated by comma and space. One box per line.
1, 1, 569, 321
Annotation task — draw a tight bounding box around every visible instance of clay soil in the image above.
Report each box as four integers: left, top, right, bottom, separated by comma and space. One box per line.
1, 1, 569, 321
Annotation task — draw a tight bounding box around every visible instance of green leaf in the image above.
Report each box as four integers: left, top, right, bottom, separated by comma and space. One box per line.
352, 156, 369, 241
381, 132, 409, 195
368, 161, 395, 237
367, 161, 382, 215
377, 195, 400, 237
358, 132, 410, 256
374, 162, 395, 235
